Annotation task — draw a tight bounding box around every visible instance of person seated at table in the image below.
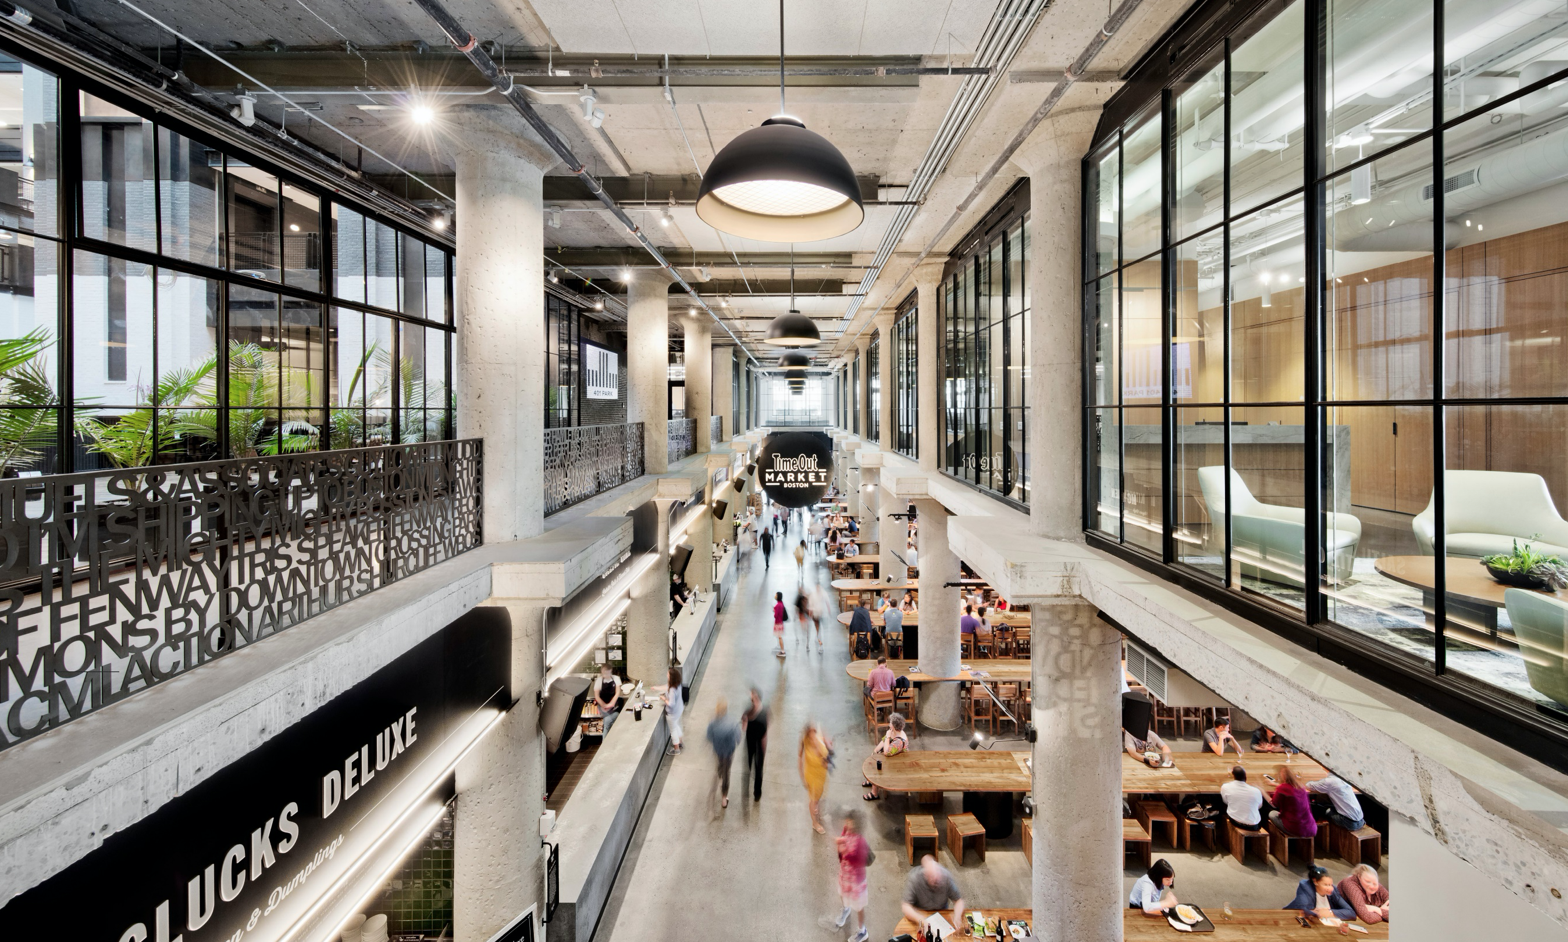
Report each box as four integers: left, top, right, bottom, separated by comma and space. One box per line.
899, 590, 919, 613
974, 606, 995, 652
1129, 859, 1178, 915
849, 598, 874, 640
1251, 724, 1289, 753
1220, 765, 1265, 831
1337, 864, 1390, 924
881, 603, 904, 656
906, 539, 919, 570
1269, 765, 1318, 840
1284, 865, 1355, 921
848, 516, 860, 534
901, 855, 965, 934
1203, 719, 1244, 756
1306, 774, 1366, 832
843, 539, 860, 558
960, 605, 981, 635
866, 655, 896, 694
876, 591, 893, 613
1123, 727, 1171, 766
863, 712, 909, 800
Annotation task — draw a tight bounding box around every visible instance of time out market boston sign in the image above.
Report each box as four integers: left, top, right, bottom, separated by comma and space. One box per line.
757, 431, 833, 508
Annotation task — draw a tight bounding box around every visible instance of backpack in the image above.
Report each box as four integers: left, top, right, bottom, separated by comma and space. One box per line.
854, 634, 870, 659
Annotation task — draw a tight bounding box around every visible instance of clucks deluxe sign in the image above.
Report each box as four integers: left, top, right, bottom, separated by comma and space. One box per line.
0, 608, 510, 942
757, 431, 833, 508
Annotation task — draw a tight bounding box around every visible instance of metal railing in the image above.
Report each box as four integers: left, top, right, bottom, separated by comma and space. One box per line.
668, 418, 696, 465
0, 439, 483, 749
709, 415, 723, 445
543, 422, 645, 516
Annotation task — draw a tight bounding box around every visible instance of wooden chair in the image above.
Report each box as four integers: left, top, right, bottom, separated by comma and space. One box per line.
1267, 819, 1316, 868
1178, 707, 1205, 739
965, 685, 995, 734
1022, 818, 1033, 865
947, 812, 987, 864
1135, 800, 1179, 848
1123, 820, 1153, 869
1330, 823, 1382, 868
906, 814, 939, 862
1153, 703, 1178, 738
866, 690, 895, 736
974, 630, 994, 658
1226, 821, 1270, 865
961, 635, 976, 659
1011, 627, 1030, 658
993, 683, 1021, 734
893, 684, 918, 730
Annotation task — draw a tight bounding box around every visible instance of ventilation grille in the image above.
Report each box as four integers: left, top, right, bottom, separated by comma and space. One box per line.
1421, 168, 1480, 201
1125, 640, 1168, 704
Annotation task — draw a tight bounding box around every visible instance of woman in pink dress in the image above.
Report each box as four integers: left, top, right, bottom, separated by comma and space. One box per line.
773, 591, 787, 658
835, 811, 871, 942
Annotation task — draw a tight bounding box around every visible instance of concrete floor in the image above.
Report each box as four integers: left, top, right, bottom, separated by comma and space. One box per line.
592, 509, 1384, 942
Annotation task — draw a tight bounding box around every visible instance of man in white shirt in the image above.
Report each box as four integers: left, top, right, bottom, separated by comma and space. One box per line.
1219, 765, 1264, 831
1306, 775, 1365, 831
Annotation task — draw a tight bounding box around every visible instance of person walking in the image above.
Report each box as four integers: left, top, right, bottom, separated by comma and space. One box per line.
799, 720, 832, 834
794, 587, 811, 647
655, 666, 685, 755
793, 539, 807, 581
835, 811, 872, 942
706, 697, 741, 808
760, 526, 774, 569
808, 585, 827, 651
742, 687, 769, 801
772, 591, 788, 657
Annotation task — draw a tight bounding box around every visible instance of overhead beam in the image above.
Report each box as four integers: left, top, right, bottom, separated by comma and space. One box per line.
543, 248, 859, 269
362, 173, 885, 206
1009, 69, 1122, 83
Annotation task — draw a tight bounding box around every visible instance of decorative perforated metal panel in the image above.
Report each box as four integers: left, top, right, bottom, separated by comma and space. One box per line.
543, 422, 646, 516
668, 418, 696, 465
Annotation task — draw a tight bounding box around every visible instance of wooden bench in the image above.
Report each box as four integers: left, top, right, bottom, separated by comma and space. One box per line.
1123, 820, 1152, 869
905, 814, 939, 862
1135, 800, 1179, 848
1268, 819, 1316, 868
1226, 821, 1270, 865
1178, 815, 1219, 852
1022, 818, 1033, 864
947, 812, 987, 865
1330, 823, 1382, 868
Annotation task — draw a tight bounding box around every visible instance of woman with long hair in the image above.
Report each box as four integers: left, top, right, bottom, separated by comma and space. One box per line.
657, 665, 685, 755
799, 720, 832, 834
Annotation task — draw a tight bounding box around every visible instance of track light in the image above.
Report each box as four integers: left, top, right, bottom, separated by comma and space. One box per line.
410, 103, 435, 125
548, 272, 559, 283
550, 208, 562, 229
1350, 164, 1372, 205
619, 269, 632, 282
594, 299, 604, 311
660, 211, 671, 227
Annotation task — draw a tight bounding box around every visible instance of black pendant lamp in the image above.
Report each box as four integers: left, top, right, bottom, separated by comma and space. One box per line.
779, 351, 811, 368
764, 246, 821, 347
695, 0, 864, 242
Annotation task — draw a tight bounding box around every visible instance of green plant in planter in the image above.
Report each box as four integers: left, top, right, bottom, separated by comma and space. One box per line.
0, 327, 63, 477
174, 342, 318, 457
77, 359, 215, 470
1480, 536, 1568, 590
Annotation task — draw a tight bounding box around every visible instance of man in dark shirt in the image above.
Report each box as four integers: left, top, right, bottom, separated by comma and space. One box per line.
760, 527, 773, 568
848, 599, 878, 655
742, 686, 770, 800
670, 572, 691, 620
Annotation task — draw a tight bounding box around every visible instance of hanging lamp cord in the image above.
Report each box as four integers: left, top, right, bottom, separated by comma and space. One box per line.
790, 244, 795, 309
779, 0, 786, 115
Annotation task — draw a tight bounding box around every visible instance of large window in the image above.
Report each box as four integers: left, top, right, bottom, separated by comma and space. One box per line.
867, 330, 881, 442
1084, 0, 1568, 738
0, 54, 454, 476
893, 293, 918, 458
942, 183, 1030, 506
759, 374, 830, 426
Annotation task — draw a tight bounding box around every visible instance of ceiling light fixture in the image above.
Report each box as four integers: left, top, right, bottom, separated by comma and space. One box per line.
289, 223, 301, 232
410, 102, 435, 125
694, 0, 863, 242
764, 245, 820, 346
1350, 163, 1372, 205
619, 269, 632, 282
779, 351, 810, 368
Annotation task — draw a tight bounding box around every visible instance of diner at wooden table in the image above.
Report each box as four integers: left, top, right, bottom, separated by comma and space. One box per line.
893, 909, 1390, 939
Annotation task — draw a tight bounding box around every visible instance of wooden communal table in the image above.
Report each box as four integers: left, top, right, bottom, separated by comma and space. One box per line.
1121, 752, 1339, 794
836, 610, 1030, 629
863, 750, 1030, 838
1374, 554, 1555, 641
846, 658, 1032, 683
894, 909, 1389, 940
833, 577, 918, 594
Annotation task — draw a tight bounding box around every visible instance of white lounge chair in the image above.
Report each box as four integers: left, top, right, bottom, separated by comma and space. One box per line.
1197, 466, 1361, 588
1504, 588, 1568, 707
1413, 470, 1568, 558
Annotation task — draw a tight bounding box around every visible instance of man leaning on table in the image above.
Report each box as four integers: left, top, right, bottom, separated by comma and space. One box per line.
1124, 726, 1172, 767
902, 855, 965, 933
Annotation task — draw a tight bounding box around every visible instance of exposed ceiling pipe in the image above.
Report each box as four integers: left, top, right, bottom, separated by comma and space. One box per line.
843, 0, 1145, 347
410, 0, 758, 364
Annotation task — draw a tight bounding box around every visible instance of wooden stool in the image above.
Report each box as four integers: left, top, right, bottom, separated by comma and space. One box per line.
1179, 816, 1218, 852
1226, 821, 1270, 864
1123, 820, 1152, 869
1022, 818, 1033, 865
905, 814, 939, 862
1268, 819, 1316, 868
1332, 823, 1382, 868
1135, 800, 1179, 848
947, 812, 987, 865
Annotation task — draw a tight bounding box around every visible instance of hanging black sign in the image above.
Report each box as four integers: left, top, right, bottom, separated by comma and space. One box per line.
757, 431, 833, 508
0, 608, 511, 942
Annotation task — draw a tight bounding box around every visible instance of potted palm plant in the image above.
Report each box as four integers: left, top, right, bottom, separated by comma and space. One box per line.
0, 327, 62, 481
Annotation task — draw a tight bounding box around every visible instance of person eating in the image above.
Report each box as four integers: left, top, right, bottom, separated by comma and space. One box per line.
1285, 865, 1356, 921
1129, 859, 1178, 915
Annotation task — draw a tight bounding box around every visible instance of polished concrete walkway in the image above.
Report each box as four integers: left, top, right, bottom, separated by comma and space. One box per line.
595, 509, 1030, 942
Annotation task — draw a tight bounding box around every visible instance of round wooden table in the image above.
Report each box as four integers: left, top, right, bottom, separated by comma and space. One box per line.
1373, 555, 1556, 640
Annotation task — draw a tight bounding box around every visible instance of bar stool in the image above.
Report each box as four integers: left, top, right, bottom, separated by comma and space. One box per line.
965, 684, 995, 734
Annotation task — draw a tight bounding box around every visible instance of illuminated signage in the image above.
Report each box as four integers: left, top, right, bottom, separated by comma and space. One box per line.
757, 431, 833, 508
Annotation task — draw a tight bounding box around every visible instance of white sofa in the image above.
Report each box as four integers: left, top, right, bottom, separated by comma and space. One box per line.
1197, 467, 1362, 587
1412, 470, 1568, 558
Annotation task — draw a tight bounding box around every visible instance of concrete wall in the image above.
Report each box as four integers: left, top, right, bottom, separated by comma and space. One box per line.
1392, 814, 1568, 941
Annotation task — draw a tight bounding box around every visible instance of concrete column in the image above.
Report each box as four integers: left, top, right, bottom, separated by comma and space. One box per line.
855, 337, 871, 440
711, 345, 734, 444
858, 455, 882, 549
739, 364, 750, 432
878, 473, 902, 573
454, 130, 555, 541
627, 482, 686, 685
628, 272, 675, 474
1028, 600, 1124, 941
1015, 113, 1099, 540
915, 498, 961, 729
453, 599, 548, 942
684, 314, 713, 455
875, 312, 896, 452
913, 260, 946, 473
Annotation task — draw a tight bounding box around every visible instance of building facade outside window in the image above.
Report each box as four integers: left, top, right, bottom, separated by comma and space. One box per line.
941, 182, 1030, 507
893, 292, 918, 459
0, 50, 455, 477
850, 355, 860, 435
1083, 0, 1568, 741
867, 330, 880, 443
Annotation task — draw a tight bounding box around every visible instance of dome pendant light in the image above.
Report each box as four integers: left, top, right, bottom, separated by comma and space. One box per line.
695, 0, 864, 242
765, 246, 821, 347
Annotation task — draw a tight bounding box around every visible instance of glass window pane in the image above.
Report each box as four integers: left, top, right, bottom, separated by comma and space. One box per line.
79, 93, 154, 253
1091, 142, 1119, 274
226, 283, 285, 456
1176, 406, 1226, 580
72, 249, 152, 408
226, 162, 280, 282
1090, 408, 1121, 537
367, 218, 399, 311
1174, 58, 1224, 240
1327, 141, 1434, 402
1442, 0, 1566, 123
0, 234, 59, 475
1230, 0, 1305, 216
282, 183, 321, 292
1174, 233, 1223, 404
1092, 273, 1119, 405
333, 202, 365, 303
1443, 107, 1568, 399
1121, 258, 1163, 407
1231, 404, 1306, 610
365, 311, 396, 437
156, 126, 220, 268
399, 233, 426, 318
1122, 109, 1163, 262
1230, 194, 1305, 402
425, 244, 448, 324
1124, 406, 1163, 553
0, 60, 60, 238
1443, 403, 1568, 718
1326, 0, 1432, 173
